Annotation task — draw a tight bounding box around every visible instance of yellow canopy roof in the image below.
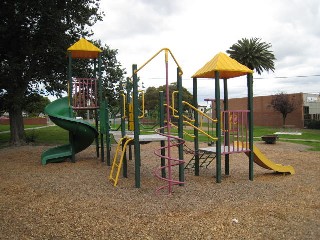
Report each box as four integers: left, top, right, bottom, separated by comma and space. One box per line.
67, 38, 102, 59
192, 52, 253, 79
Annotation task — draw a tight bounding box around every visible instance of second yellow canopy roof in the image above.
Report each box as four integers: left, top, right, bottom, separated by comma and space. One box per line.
192, 52, 253, 79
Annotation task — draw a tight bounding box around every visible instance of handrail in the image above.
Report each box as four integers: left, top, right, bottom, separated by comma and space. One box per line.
171, 92, 217, 124
170, 95, 217, 141
168, 121, 195, 139
165, 104, 195, 123
171, 91, 179, 119
182, 100, 218, 124
138, 90, 145, 119
183, 121, 218, 142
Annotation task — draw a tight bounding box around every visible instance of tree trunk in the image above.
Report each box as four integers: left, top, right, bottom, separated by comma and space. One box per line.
282, 114, 287, 127
9, 100, 25, 146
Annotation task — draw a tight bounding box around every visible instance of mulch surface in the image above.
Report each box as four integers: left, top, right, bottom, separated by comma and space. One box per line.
1, 141, 319, 239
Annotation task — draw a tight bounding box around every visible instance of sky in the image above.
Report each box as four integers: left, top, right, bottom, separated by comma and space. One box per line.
92, 0, 320, 106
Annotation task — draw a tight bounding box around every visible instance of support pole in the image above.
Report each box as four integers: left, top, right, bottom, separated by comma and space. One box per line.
95, 111, 99, 158
106, 98, 111, 166
132, 64, 141, 188
164, 50, 173, 193
120, 90, 127, 178
159, 91, 166, 178
215, 71, 221, 183
98, 53, 105, 162
223, 78, 230, 175
193, 77, 200, 176
67, 52, 75, 163
100, 98, 107, 162
247, 73, 254, 180
177, 68, 184, 185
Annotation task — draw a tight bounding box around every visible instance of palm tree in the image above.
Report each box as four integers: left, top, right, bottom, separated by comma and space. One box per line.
226, 37, 276, 75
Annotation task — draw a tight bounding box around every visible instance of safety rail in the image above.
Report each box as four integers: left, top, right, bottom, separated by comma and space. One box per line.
121, 91, 145, 119
182, 100, 218, 124
183, 120, 218, 142
171, 91, 218, 123
72, 78, 98, 109
170, 94, 218, 142
221, 110, 250, 154
168, 121, 195, 139
166, 104, 195, 123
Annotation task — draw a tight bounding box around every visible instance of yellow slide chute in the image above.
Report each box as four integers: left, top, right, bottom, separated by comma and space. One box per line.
236, 142, 295, 174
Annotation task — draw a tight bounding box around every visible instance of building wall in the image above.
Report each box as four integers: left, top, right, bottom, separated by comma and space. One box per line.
303, 93, 320, 121
227, 93, 304, 128
0, 117, 48, 125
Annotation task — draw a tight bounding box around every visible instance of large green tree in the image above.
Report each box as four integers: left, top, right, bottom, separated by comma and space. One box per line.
0, 0, 115, 145
24, 93, 50, 117
144, 83, 193, 112
226, 37, 276, 75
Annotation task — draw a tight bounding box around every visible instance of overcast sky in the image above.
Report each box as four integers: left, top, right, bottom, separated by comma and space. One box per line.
92, 0, 320, 105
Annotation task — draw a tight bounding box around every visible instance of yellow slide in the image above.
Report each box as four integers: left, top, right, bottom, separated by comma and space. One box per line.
236, 142, 295, 174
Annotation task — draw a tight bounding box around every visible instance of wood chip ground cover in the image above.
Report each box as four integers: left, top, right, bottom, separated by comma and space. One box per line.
0, 142, 319, 239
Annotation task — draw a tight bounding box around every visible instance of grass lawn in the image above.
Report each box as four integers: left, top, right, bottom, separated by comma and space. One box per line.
1, 124, 319, 151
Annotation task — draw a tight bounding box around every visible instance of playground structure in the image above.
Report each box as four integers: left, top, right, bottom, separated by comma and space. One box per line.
41, 38, 110, 164
109, 48, 187, 194
41, 39, 295, 194
109, 50, 295, 194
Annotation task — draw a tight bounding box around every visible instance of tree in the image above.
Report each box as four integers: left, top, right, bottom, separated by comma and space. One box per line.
0, 0, 104, 145
270, 92, 297, 126
144, 87, 160, 111
24, 93, 50, 117
226, 37, 276, 75
144, 83, 193, 112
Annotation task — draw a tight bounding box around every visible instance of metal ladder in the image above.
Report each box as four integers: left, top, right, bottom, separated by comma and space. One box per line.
109, 137, 133, 186
184, 144, 216, 169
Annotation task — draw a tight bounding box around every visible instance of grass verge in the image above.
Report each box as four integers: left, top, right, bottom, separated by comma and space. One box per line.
1, 124, 319, 151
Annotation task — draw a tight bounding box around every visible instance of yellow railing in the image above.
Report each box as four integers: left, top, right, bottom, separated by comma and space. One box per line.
138, 90, 145, 119
168, 121, 195, 139
170, 93, 218, 141
165, 104, 195, 123
183, 121, 218, 142
182, 100, 218, 124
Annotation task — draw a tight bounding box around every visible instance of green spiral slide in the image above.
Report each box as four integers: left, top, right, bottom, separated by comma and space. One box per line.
41, 97, 97, 165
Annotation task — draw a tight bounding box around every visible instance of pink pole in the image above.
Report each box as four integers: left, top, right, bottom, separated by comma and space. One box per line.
164, 51, 172, 194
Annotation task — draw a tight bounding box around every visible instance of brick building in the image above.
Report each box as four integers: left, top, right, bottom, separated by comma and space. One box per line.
225, 93, 320, 128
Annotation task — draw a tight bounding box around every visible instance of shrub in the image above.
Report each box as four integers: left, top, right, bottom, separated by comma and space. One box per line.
25, 130, 38, 143
306, 120, 320, 129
